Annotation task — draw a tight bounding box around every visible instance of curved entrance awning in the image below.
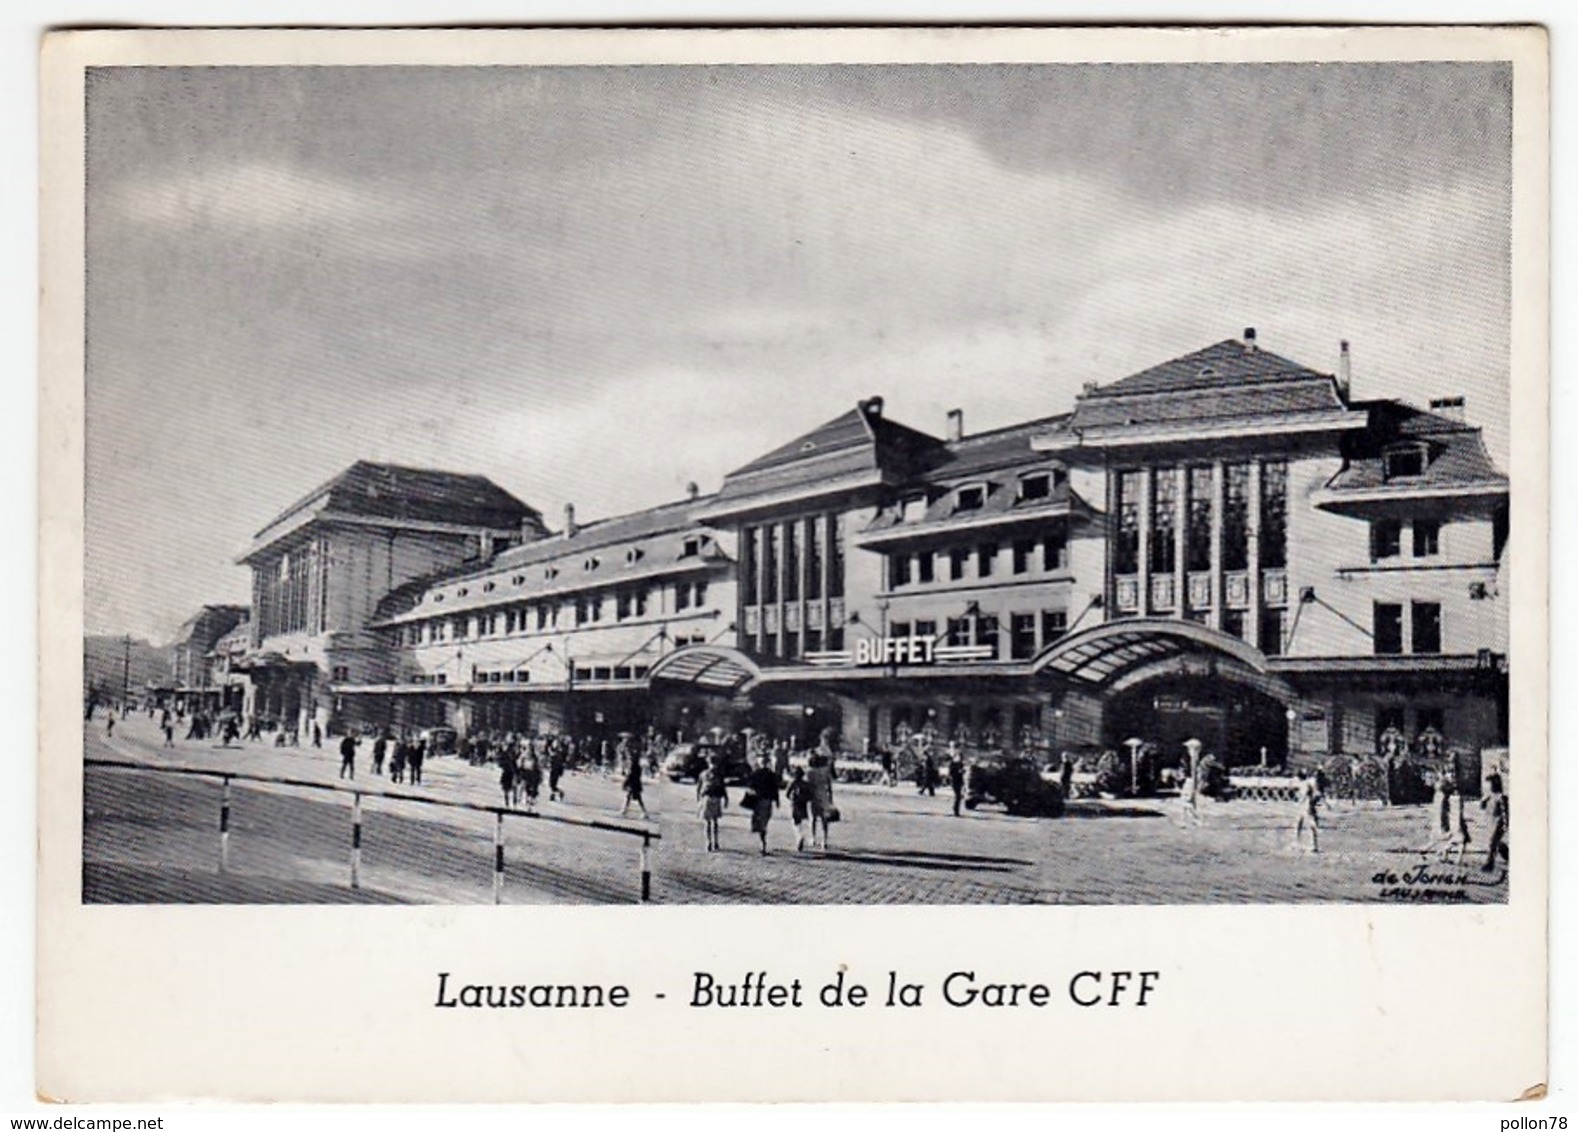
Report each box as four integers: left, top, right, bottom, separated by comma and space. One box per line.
1030, 618, 1284, 692
646, 646, 763, 695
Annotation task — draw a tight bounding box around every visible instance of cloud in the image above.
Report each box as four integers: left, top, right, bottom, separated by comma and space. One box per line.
103, 160, 405, 234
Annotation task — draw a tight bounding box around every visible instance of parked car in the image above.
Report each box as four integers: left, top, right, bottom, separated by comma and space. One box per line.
663, 741, 750, 784
964, 756, 1066, 817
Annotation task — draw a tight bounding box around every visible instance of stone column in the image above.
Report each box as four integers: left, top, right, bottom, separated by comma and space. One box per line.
1136, 469, 1151, 615
1209, 461, 1225, 632
1173, 465, 1187, 621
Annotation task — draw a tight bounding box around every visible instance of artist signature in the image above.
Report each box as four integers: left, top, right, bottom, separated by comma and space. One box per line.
1371, 862, 1505, 902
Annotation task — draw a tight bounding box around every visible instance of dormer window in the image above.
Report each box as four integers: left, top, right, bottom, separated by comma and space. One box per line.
543, 566, 559, 581
1018, 473, 1052, 503
955, 485, 986, 513
483, 581, 495, 593
456, 587, 468, 597
1383, 442, 1428, 480
681, 536, 702, 558
512, 575, 525, 586
583, 556, 600, 572
625, 547, 643, 566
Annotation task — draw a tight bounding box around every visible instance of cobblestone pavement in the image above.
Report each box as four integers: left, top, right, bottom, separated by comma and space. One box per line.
82, 714, 1510, 905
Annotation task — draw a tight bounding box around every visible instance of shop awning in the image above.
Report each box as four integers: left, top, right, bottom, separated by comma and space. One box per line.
645, 646, 763, 694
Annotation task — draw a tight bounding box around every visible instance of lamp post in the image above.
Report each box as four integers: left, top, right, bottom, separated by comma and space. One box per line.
1124, 737, 1143, 795
1285, 705, 1299, 767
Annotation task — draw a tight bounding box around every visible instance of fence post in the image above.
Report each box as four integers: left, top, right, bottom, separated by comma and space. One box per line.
219, 776, 232, 875
640, 832, 652, 904
493, 812, 505, 905
351, 792, 363, 889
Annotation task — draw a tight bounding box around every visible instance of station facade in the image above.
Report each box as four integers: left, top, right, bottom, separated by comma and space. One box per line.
221, 331, 1510, 769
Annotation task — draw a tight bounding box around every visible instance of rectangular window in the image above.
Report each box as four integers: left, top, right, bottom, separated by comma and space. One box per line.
1151, 467, 1178, 574
977, 543, 998, 578
949, 547, 969, 581
805, 628, 823, 653
1041, 609, 1067, 646
805, 518, 824, 600
956, 485, 985, 512
1384, 446, 1426, 479
946, 618, 968, 647
1374, 603, 1404, 655
675, 582, 691, 611
1223, 463, 1251, 571
1371, 520, 1402, 561
827, 627, 844, 651
1258, 609, 1285, 657
914, 619, 937, 642
1042, 529, 1068, 572
616, 592, 633, 620
783, 521, 800, 602
453, 617, 470, 640
693, 580, 707, 608
536, 604, 550, 631
575, 598, 590, 626
1186, 465, 1213, 572
1221, 609, 1246, 641
828, 514, 846, 600
504, 608, 517, 634
977, 614, 1001, 659
890, 554, 912, 588
1012, 539, 1035, 575
1019, 473, 1051, 502
1411, 601, 1442, 654
890, 621, 911, 640
1115, 470, 1142, 574
762, 524, 779, 604
916, 551, 935, 584
1413, 519, 1441, 558
1416, 706, 1445, 736
1260, 461, 1288, 569
784, 630, 799, 660
1011, 613, 1037, 660
742, 526, 759, 605
762, 632, 778, 658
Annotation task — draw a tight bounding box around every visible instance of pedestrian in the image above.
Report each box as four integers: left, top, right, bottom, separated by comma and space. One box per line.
697, 754, 729, 852
521, 752, 542, 811
548, 747, 566, 801
808, 753, 837, 850
947, 741, 966, 817
1480, 773, 1509, 873
787, 766, 814, 851
1293, 768, 1321, 853
372, 733, 387, 776
499, 752, 516, 808
162, 717, 174, 747
390, 741, 406, 784
312, 721, 322, 749
1059, 751, 1074, 800
408, 739, 425, 785
621, 751, 648, 819
922, 752, 938, 797
744, 754, 781, 856
105, 711, 115, 738
338, 732, 358, 780
1442, 780, 1471, 868
879, 747, 896, 788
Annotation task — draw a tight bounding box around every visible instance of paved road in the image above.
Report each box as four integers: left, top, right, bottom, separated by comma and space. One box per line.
82, 713, 1510, 904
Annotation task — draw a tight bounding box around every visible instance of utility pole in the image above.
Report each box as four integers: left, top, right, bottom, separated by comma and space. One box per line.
121, 633, 131, 709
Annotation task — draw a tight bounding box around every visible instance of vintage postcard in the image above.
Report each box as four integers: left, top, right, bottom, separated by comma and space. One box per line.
38, 26, 1548, 1102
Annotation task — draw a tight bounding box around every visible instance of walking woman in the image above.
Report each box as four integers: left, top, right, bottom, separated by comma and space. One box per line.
621, 749, 648, 818
697, 754, 729, 851
744, 754, 782, 856
807, 753, 837, 851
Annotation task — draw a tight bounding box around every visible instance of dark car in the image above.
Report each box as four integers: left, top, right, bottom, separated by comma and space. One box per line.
662, 741, 751, 784
964, 756, 1066, 817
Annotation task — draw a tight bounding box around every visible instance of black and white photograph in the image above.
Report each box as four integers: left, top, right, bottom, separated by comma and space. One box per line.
36, 25, 1549, 1104
76, 43, 1525, 908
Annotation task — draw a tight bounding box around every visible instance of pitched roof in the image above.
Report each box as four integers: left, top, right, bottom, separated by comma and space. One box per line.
256, 461, 541, 539
924, 413, 1072, 482
712, 400, 944, 508
1086, 338, 1328, 398
371, 494, 724, 623
1322, 402, 1508, 494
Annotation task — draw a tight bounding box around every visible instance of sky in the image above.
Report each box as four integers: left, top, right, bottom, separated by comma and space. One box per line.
83, 61, 1513, 642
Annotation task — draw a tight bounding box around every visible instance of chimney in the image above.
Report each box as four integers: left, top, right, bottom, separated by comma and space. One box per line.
1081, 381, 1099, 396
1337, 340, 1352, 401
946, 408, 964, 442
1243, 327, 1258, 351
1429, 395, 1467, 423
859, 396, 884, 419
563, 503, 578, 538
685, 481, 700, 501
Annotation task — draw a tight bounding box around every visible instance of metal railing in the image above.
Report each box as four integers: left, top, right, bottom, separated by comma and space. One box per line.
85, 757, 660, 903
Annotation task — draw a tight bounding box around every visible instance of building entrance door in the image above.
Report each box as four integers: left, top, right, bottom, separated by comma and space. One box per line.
1105, 676, 1288, 768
